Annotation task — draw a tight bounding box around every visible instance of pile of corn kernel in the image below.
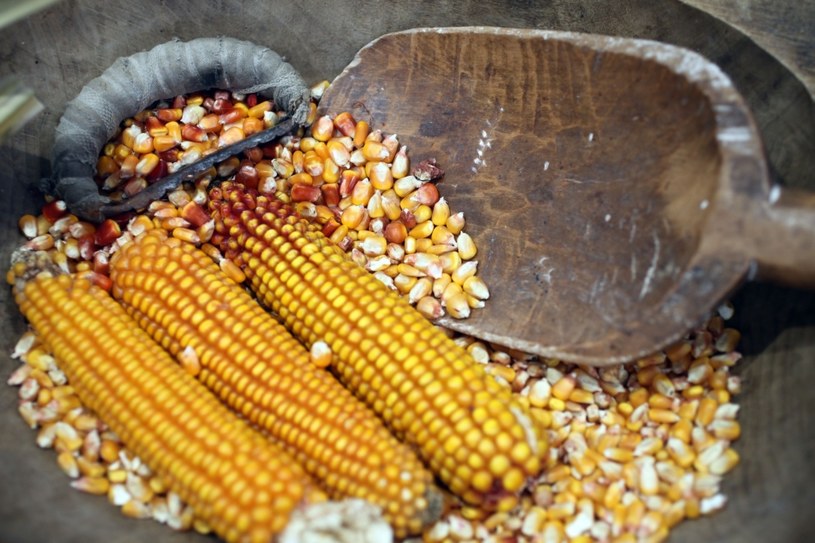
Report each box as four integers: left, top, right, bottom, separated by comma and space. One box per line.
6, 84, 743, 542
88, 80, 487, 321
422, 317, 742, 543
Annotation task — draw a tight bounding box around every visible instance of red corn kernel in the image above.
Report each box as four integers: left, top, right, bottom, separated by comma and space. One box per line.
339, 170, 360, 197
384, 221, 408, 244
261, 143, 278, 159
321, 184, 340, 207
171, 95, 186, 109
243, 147, 263, 164
212, 98, 233, 114
181, 125, 207, 143
146, 159, 168, 183
180, 202, 211, 228
322, 219, 340, 237
220, 108, 246, 125
155, 108, 182, 122
246, 93, 258, 108
94, 219, 121, 246
400, 209, 418, 230
93, 252, 110, 275
414, 183, 440, 206
41, 200, 68, 223
158, 149, 180, 163
235, 164, 260, 190
291, 184, 322, 203
78, 234, 96, 260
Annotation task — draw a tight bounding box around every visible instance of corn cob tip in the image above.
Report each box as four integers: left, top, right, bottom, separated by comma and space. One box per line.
279, 499, 393, 543
422, 485, 445, 527
8, 248, 61, 291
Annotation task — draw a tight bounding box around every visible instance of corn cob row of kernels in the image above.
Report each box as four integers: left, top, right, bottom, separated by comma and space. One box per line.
7, 328, 212, 532
209, 182, 548, 510
11, 258, 325, 543
108, 228, 442, 537
423, 307, 743, 542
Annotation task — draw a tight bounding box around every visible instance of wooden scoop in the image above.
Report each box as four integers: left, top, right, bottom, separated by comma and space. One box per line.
317, 27, 815, 366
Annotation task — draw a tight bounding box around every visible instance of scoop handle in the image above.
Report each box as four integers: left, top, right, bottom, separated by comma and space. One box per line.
741, 185, 815, 288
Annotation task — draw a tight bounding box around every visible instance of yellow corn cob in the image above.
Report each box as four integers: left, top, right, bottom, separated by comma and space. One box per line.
209, 182, 548, 510
12, 257, 324, 543
108, 229, 442, 537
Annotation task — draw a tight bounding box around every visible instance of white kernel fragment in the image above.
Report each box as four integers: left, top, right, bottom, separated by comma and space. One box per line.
426, 521, 449, 541
108, 483, 131, 506
180, 104, 205, 125
310, 341, 332, 369
178, 346, 201, 377
280, 499, 392, 543
7, 363, 32, 386
700, 493, 728, 514
373, 271, 396, 290
447, 515, 473, 539
11, 331, 36, 359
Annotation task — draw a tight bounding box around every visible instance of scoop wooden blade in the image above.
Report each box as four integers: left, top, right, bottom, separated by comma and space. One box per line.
318, 27, 767, 365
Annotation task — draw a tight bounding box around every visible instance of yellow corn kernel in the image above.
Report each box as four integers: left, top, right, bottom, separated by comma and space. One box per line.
109, 230, 441, 538
14, 270, 323, 542
552, 376, 577, 401
603, 448, 634, 463
709, 419, 741, 441
709, 447, 740, 475
695, 397, 718, 427
207, 182, 549, 510
71, 476, 110, 495
568, 389, 594, 405
446, 212, 465, 234
666, 438, 695, 468
649, 408, 680, 424
457, 232, 477, 260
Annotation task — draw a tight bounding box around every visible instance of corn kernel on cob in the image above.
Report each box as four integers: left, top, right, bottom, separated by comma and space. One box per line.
108, 228, 442, 537
209, 182, 548, 509
11, 253, 325, 543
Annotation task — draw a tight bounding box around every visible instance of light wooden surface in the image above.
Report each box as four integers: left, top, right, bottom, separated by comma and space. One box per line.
0, 1, 812, 542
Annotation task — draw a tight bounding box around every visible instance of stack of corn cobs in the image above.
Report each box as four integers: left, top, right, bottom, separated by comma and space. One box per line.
8, 85, 745, 543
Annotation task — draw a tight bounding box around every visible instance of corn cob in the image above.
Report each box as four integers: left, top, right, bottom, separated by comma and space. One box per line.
209, 182, 548, 510
11, 253, 325, 543
108, 229, 442, 537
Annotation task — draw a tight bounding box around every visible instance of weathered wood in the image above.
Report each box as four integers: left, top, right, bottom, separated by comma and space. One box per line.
319, 28, 815, 365
681, 0, 815, 100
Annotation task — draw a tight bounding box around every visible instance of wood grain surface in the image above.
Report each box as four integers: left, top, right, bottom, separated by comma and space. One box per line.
681, 0, 815, 99
0, 1, 812, 542
317, 27, 811, 365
